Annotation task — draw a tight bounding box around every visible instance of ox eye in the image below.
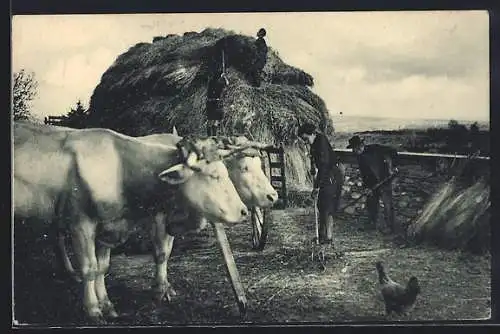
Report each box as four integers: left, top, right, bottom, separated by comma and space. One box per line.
242, 166, 249, 172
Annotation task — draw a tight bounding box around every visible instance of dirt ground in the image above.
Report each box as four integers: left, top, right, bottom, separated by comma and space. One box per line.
13, 208, 491, 326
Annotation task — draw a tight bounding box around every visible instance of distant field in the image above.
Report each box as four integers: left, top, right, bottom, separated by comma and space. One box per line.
329, 115, 489, 133
329, 116, 489, 156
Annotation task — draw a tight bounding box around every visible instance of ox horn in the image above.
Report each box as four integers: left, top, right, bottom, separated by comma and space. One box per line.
232, 140, 274, 151
185, 151, 199, 168
222, 136, 273, 150
220, 146, 250, 159
220, 142, 274, 159
245, 141, 275, 150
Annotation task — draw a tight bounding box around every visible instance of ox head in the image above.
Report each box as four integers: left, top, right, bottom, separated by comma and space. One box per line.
215, 136, 279, 208
157, 137, 248, 224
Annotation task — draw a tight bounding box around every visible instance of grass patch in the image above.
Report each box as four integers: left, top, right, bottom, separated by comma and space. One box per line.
13, 208, 490, 325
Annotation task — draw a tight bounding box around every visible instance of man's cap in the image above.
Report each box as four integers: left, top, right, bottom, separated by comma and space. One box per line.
257, 28, 267, 37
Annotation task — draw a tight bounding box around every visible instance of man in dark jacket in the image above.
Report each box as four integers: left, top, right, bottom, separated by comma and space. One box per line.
347, 135, 398, 233
299, 123, 345, 246
206, 71, 229, 136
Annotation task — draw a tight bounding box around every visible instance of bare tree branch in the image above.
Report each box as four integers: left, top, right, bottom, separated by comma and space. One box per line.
13, 69, 38, 121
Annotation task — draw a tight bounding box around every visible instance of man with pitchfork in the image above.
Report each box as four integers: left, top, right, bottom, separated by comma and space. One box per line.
298, 123, 345, 264
347, 135, 399, 234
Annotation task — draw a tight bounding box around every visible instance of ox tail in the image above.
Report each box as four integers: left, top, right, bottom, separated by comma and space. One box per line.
53, 188, 82, 282
55, 229, 82, 283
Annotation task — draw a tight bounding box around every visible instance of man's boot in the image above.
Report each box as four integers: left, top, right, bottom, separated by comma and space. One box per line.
365, 193, 379, 231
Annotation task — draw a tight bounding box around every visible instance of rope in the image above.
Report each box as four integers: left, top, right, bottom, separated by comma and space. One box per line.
221, 49, 226, 75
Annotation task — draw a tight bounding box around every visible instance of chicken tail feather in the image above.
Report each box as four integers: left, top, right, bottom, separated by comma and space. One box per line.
376, 261, 389, 285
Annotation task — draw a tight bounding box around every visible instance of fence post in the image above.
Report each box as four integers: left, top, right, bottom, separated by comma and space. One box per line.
279, 143, 287, 208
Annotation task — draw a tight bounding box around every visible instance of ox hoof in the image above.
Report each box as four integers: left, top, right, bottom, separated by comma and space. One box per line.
86, 309, 106, 325
101, 302, 119, 319
237, 298, 247, 317
106, 309, 119, 319
154, 282, 177, 304
72, 273, 83, 283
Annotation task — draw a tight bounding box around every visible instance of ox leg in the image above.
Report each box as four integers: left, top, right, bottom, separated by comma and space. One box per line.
95, 244, 118, 319
151, 213, 176, 304
70, 219, 104, 323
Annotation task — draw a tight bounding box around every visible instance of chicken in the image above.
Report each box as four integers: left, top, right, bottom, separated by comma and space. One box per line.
375, 261, 421, 316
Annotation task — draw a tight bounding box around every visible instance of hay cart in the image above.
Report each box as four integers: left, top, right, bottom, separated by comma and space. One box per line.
251, 144, 287, 251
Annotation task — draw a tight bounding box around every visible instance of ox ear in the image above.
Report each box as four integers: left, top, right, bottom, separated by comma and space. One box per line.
158, 163, 194, 185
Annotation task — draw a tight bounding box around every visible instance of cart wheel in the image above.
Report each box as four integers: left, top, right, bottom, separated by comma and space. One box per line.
251, 206, 271, 251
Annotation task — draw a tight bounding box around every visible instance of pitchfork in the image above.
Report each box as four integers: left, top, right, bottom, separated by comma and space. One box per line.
310, 191, 327, 271
309, 169, 399, 270
337, 168, 400, 213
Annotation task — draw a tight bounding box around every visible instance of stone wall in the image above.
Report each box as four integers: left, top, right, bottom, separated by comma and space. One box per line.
287, 149, 489, 231
338, 162, 449, 228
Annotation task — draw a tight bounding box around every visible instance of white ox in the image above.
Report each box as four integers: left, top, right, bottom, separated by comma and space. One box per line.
58, 133, 279, 305
13, 122, 248, 323
138, 133, 278, 303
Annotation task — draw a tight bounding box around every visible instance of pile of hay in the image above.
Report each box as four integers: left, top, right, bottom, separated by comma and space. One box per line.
406, 176, 490, 254
87, 28, 333, 190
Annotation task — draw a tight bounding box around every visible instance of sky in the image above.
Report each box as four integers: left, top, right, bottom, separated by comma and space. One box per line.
11, 11, 489, 122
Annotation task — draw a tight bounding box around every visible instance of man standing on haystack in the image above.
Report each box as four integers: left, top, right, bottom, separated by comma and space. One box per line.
347, 135, 399, 234
206, 65, 229, 137
252, 28, 268, 87
298, 123, 345, 251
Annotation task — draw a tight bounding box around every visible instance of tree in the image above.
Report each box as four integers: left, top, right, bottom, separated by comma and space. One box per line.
62, 99, 89, 129
470, 122, 479, 134
446, 119, 468, 153
12, 69, 38, 121
448, 119, 459, 130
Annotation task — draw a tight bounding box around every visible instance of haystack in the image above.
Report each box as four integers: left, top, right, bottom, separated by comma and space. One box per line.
406, 174, 490, 254
86, 28, 333, 190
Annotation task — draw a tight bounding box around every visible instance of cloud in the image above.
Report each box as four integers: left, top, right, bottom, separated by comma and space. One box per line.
12, 15, 122, 51
44, 48, 115, 88
30, 47, 116, 118
326, 12, 488, 83
321, 72, 488, 120
12, 11, 489, 122
303, 11, 489, 121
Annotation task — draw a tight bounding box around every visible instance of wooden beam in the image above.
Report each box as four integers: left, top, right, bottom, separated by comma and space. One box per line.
47, 115, 65, 120
278, 144, 288, 207
213, 222, 247, 317
335, 148, 489, 166
265, 147, 282, 154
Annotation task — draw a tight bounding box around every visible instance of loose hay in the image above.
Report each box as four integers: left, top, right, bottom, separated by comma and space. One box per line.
14, 208, 490, 325
407, 177, 490, 253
